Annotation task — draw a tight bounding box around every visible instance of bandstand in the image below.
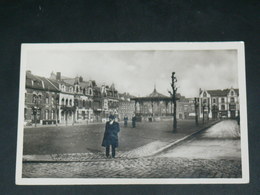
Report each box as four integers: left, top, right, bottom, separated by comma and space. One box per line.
131, 88, 174, 121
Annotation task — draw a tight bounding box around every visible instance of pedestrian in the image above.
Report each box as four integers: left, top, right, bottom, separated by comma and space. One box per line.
101, 115, 120, 158
132, 114, 136, 128
123, 115, 128, 127
236, 113, 240, 125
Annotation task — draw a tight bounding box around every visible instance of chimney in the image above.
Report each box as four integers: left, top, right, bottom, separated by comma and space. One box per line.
56, 72, 61, 81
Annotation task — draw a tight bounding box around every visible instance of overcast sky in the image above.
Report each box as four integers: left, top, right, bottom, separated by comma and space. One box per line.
26, 49, 238, 98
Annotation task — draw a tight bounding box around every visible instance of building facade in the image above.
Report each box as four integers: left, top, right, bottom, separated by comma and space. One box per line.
24, 71, 122, 126
118, 93, 135, 121
199, 88, 239, 119
24, 71, 60, 126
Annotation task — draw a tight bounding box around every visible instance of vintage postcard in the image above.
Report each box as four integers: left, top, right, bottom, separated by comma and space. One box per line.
16, 42, 249, 185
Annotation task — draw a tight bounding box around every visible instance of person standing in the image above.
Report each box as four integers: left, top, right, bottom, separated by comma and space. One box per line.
101, 115, 120, 158
123, 115, 128, 127
132, 114, 136, 128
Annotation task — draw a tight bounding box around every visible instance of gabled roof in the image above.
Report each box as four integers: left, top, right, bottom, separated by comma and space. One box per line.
26, 72, 44, 89
39, 77, 59, 91
53, 79, 74, 87
26, 71, 59, 92
207, 89, 228, 97
205, 88, 239, 97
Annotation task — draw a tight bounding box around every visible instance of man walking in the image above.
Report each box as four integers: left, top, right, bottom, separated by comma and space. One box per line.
101, 115, 120, 158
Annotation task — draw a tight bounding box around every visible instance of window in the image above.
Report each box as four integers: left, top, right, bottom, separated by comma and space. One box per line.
83, 100, 86, 107
230, 97, 235, 103
46, 96, 49, 104
231, 91, 234, 96
32, 94, 37, 103
61, 98, 65, 105
69, 99, 72, 106
51, 110, 54, 119
74, 99, 78, 107
45, 110, 49, 120
66, 99, 68, 106
51, 97, 54, 105
203, 92, 207, 97
221, 105, 225, 110
221, 98, 225, 103
213, 98, 216, 103
230, 104, 236, 110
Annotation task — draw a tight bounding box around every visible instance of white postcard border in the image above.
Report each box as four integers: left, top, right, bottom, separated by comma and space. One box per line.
16, 42, 249, 185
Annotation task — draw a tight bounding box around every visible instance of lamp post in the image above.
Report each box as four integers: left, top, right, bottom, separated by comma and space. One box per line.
194, 97, 199, 126
207, 98, 210, 121
32, 94, 40, 127
55, 95, 59, 126
168, 72, 178, 133
202, 102, 206, 124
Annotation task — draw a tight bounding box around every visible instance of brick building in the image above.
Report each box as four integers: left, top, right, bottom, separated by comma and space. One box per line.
24, 71, 60, 126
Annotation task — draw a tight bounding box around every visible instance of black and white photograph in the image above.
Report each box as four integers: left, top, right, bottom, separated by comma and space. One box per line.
16, 42, 249, 185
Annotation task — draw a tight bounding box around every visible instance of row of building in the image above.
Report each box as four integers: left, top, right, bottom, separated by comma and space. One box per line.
24, 71, 135, 126
24, 70, 240, 126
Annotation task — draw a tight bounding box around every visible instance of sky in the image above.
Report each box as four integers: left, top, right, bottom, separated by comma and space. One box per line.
25, 48, 238, 98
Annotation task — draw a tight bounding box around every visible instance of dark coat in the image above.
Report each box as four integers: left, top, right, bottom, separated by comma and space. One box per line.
101, 121, 120, 147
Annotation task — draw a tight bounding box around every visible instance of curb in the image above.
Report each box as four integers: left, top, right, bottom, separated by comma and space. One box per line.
149, 120, 221, 157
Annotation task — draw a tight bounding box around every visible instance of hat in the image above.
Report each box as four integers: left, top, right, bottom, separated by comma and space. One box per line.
109, 115, 115, 120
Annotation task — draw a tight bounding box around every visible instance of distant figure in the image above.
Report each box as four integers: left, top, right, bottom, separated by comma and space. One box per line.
148, 115, 152, 122
132, 114, 137, 128
236, 114, 240, 125
123, 115, 128, 127
101, 115, 120, 158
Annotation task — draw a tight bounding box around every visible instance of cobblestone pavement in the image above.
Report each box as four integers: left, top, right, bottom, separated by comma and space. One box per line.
22, 155, 241, 178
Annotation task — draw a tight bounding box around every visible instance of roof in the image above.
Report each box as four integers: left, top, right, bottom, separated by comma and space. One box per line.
147, 88, 168, 98
26, 71, 59, 92
79, 81, 92, 88
62, 78, 76, 85
207, 89, 228, 97
206, 88, 239, 97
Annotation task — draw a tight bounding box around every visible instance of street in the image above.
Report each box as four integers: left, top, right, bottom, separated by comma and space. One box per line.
158, 120, 241, 160
22, 120, 242, 178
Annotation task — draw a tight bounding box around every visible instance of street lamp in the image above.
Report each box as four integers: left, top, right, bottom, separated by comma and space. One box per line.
202, 101, 206, 124
32, 94, 41, 127
55, 95, 59, 126
194, 97, 199, 126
